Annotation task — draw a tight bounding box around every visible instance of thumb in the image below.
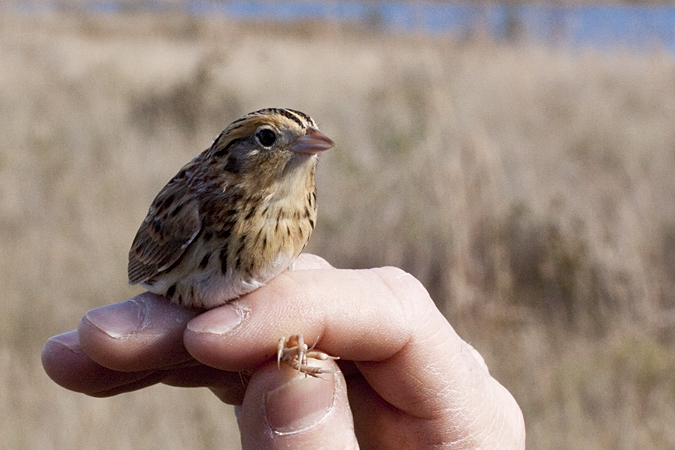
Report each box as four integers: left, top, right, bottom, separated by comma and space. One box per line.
238, 359, 358, 450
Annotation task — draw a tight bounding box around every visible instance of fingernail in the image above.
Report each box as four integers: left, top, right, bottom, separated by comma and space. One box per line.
265, 371, 335, 434
186, 304, 249, 335
47, 331, 82, 353
84, 299, 146, 338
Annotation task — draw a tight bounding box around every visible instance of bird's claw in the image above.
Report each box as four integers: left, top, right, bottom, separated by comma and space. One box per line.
277, 334, 339, 378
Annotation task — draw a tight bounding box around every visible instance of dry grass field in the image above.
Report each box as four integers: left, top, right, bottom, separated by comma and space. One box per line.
2, 9, 675, 450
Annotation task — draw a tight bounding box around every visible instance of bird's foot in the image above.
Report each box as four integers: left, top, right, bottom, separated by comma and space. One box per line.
277, 334, 339, 378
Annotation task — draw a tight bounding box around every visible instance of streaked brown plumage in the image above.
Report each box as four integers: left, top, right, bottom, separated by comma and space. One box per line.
128, 108, 334, 311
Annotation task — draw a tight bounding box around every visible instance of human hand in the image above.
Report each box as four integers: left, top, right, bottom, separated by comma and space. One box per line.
42, 254, 525, 449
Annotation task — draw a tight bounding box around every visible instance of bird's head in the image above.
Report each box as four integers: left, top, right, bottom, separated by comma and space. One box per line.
206, 108, 334, 193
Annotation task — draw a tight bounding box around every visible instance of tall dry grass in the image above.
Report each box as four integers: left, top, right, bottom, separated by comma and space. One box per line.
2, 10, 675, 450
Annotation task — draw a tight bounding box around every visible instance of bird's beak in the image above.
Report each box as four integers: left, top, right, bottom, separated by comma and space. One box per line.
291, 127, 335, 154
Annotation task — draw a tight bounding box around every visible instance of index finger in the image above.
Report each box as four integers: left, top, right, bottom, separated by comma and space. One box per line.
184, 264, 486, 419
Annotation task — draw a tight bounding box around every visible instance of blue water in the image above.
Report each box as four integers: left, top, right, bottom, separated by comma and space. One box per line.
13, 1, 675, 53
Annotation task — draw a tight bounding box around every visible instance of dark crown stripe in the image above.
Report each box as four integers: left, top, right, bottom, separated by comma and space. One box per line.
279, 109, 310, 128
287, 109, 316, 127
249, 108, 308, 129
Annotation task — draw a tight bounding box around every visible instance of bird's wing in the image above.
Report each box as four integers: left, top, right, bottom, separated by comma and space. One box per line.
128, 179, 202, 285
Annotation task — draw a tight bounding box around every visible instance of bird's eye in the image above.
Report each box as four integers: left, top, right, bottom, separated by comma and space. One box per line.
255, 128, 277, 148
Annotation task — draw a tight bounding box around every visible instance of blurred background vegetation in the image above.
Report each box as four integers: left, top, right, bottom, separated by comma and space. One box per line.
2, 2, 675, 449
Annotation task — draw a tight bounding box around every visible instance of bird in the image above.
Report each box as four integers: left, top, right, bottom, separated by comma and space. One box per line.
128, 108, 337, 375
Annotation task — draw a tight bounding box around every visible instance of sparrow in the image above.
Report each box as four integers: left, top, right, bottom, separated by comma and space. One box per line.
128, 108, 337, 375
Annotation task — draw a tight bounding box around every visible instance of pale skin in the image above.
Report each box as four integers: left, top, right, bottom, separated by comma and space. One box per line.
42, 254, 526, 449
